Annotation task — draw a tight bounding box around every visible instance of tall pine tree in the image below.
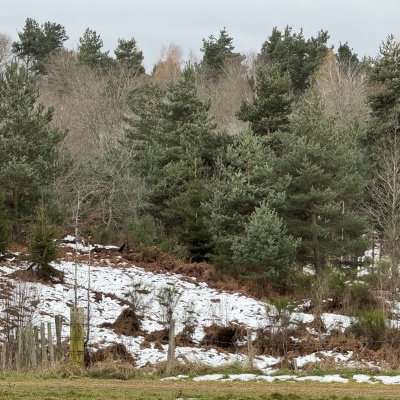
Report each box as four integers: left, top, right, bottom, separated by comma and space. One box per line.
273, 92, 367, 275
114, 37, 145, 75
78, 28, 110, 68
237, 63, 292, 136
260, 26, 329, 94
206, 129, 290, 266
0, 62, 67, 240
125, 66, 223, 259
365, 35, 400, 149
200, 28, 244, 81
12, 18, 68, 74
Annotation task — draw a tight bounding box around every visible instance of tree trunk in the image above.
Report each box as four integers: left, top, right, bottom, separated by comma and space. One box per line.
12, 189, 22, 243
311, 211, 322, 276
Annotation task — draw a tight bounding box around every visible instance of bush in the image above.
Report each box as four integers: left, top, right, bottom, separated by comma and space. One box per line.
256, 296, 301, 356
201, 323, 245, 350
123, 216, 168, 248
286, 269, 313, 297
348, 309, 386, 350
156, 285, 182, 327
343, 283, 378, 315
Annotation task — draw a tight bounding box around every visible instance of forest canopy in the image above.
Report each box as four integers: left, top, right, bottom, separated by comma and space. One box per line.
0, 20, 399, 292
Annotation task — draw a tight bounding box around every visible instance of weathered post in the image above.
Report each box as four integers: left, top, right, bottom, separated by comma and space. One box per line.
16, 328, 23, 370
34, 326, 40, 363
40, 322, 47, 366
55, 315, 62, 361
1, 343, 6, 370
247, 329, 254, 369
47, 322, 54, 364
166, 318, 175, 375
26, 323, 37, 368
70, 307, 85, 365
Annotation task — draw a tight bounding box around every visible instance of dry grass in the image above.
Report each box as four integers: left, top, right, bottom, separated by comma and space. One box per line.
0, 377, 399, 399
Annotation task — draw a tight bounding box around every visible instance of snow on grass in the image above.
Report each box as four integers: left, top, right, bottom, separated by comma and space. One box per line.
3, 240, 400, 383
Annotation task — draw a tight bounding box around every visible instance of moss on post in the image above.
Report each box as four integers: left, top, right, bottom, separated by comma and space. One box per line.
70, 307, 84, 364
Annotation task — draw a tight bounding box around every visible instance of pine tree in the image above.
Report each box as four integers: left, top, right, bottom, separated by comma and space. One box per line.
260, 26, 329, 93
237, 63, 292, 136
78, 28, 110, 68
273, 93, 367, 275
0, 62, 68, 240
336, 42, 359, 70
206, 129, 289, 265
12, 18, 68, 73
363, 35, 400, 280
200, 28, 244, 80
28, 205, 63, 282
125, 66, 222, 258
365, 35, 400, 149
114, 37, 145, 75
232, 202, 298, 283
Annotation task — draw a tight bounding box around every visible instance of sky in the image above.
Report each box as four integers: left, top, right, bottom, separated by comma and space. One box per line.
2, 0, 400, 72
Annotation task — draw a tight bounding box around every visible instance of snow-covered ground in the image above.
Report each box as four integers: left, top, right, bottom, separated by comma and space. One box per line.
1, 238, 399, 384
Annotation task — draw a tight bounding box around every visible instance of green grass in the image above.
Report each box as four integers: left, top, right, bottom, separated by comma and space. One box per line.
2, 365, 400, 399
0, 372, 399, 400
0, 380, 398, 400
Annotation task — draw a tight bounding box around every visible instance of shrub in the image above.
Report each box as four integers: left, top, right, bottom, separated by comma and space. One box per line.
201, 323, 245, 350
123, 216, 169, 249
156, 285, 182, 327
348, 309, 386, 350
343, 283, 378, 316
286, 269, 313, 297
125, 280, 151, 316
256, 296, 301, 356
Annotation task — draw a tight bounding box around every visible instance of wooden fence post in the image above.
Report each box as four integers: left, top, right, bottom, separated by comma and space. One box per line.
26, 323, 37, 368
247, 329, 254, 369
33, 326, 40, 363
40, 322, 47, 366
55, 315, 62, 361
166, 318, 175, 375
8, 335, 14, 369
70, 307, 85, 365
1, 343, 6, 370
48, 322, 54, 365
16, 328, 23, 370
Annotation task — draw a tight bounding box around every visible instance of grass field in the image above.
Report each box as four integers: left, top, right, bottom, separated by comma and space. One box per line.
1, 378, 400, 400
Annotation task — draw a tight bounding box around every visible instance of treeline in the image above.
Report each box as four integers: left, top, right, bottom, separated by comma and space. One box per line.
0, 19, 399, 291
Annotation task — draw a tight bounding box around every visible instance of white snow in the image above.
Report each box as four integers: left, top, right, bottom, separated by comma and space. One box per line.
1, 238, 400, 384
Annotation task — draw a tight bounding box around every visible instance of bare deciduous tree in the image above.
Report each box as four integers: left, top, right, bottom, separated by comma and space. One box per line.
0, 32, 12, 71
39, 50, 144, 162
196, 55, 251, 135
0, 282, 40, 340
366, 126, 400, 292
151, 43, 183, 84
315, 49, 370, 134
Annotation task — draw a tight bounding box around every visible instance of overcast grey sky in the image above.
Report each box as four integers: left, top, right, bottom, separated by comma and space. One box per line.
2, 0, 399, 72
